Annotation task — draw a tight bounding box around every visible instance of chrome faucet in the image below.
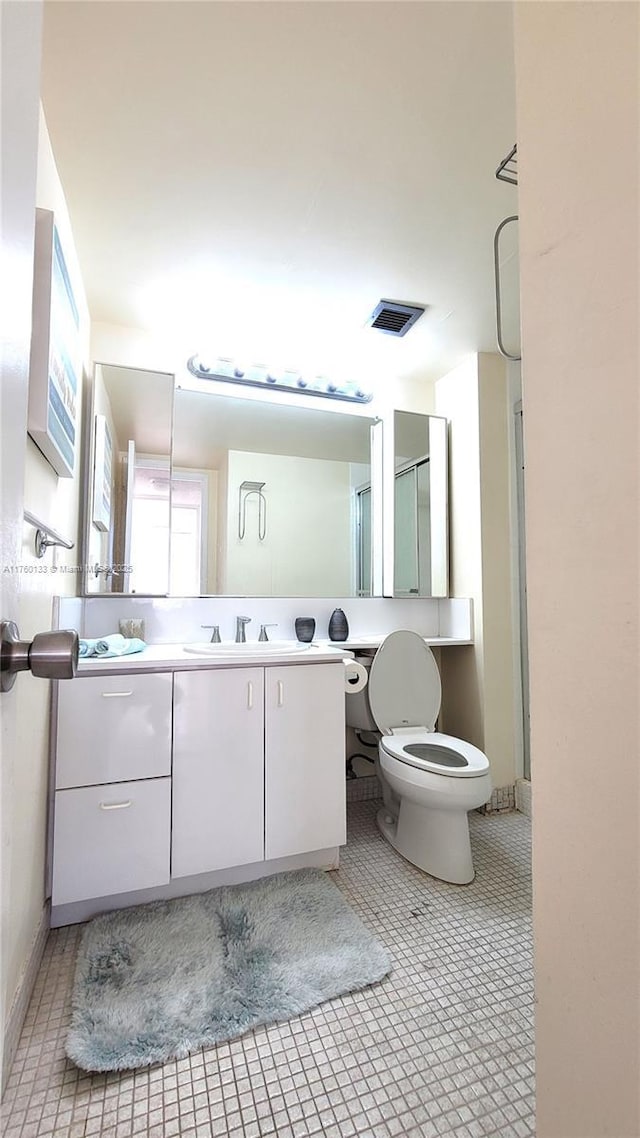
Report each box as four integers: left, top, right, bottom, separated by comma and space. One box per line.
201, 624, 221, 643
235, 616, 251, 643
259, 623, 277, 642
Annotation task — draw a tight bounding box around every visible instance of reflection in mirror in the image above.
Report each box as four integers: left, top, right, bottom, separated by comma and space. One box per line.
171, 388, 375, 597
391, 410, 448, 597
84, 365, 174, 594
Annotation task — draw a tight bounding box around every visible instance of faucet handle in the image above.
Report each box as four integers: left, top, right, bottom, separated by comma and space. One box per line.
201, 624, 221, 643
258, 624, 278, 642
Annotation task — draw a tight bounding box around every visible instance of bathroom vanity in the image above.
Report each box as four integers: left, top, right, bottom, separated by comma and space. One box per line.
49, 645, 350, 926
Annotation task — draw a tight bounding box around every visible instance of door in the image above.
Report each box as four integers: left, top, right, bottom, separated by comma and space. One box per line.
265, 663, 346, 860
394, 467, 418, 593
172, 668, 265, 877
0, 0, 44, 1080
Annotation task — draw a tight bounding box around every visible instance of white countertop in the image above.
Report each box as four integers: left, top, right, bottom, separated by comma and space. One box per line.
76, 642, 356, 675
76, 635, 471, 675
313, 636, 472, 651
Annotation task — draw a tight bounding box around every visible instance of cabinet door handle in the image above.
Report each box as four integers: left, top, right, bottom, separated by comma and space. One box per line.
247, 680, 253, 710
277, 680, 284, 707
101, 691, 133, 698
99, 800, 132, 811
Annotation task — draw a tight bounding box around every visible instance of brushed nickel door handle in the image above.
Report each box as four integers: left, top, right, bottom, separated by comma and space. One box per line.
1, 621, 79, 693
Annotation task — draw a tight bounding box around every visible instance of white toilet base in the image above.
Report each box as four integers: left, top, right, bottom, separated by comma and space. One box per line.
376, 801, 475, 884
377, 746, 491, 884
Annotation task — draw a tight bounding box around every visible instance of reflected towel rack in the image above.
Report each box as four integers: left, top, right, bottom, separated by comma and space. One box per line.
494, 144, 521, 360
24, 510, 75, 559
238, 481, 267, 541
496, 143, 518, 186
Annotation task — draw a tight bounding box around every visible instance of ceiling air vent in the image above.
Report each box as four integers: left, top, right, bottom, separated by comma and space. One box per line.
367, 299, 426, 337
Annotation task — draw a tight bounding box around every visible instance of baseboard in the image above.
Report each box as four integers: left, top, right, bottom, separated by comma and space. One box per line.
2, 901, 50, 1098
478, 784, 516, 814
50, 847, 340, 928
515, 777, 532, 818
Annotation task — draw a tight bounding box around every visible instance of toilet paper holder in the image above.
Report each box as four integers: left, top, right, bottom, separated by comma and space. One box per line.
343, 660, 368, 694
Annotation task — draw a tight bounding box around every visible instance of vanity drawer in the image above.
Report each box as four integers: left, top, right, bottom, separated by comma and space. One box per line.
56, 672, 172, 788
51, 777, 171, 906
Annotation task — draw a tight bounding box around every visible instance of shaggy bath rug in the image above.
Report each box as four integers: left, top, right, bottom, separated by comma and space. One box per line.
66, 869, 391, 1071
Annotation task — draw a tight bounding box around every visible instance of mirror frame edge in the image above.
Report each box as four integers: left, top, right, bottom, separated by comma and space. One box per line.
79, 363, 97, 597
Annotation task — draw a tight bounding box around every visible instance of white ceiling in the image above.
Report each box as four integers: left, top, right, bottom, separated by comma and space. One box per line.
41, 1, 518, 388
101, 365, 173, 455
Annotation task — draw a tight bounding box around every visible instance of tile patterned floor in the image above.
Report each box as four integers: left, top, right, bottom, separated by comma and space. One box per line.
2, 802, 534, 1137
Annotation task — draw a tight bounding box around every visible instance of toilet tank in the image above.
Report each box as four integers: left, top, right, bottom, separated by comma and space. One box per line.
345, 654, 377, 731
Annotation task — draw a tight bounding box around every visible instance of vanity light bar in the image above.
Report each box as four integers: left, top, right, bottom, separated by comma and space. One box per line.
186, 355, 373, 404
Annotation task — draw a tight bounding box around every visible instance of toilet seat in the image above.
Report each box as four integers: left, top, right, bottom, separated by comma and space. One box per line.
368, 630, 489, 779
380, 731, 489, 778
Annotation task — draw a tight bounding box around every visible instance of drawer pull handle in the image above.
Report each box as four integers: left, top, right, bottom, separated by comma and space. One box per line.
247, 681, 253, 710
100, 800, 132, 811
277, 680, 284, 708
101, 691, 133, 698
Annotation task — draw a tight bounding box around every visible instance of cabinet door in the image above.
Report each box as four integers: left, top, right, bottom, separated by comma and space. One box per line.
172, 668, 264, 878
56, 672, 172, 788
265, 663, 346, 860
52, 778, 171, 906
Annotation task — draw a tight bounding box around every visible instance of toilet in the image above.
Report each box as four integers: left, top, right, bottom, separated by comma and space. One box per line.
346, 630, 491, 884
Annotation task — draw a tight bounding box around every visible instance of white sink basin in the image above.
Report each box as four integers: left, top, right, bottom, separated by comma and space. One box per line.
183, 641, 312, 657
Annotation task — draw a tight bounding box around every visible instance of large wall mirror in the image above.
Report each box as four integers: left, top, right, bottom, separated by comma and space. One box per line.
82, 366, 448, 598
384, 410, 449, 597
83, 364, 174, 595
172, 386, 376, 597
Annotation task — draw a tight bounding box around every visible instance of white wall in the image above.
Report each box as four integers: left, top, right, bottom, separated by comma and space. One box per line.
224, 450, 353, 597
3, 106, 90, 1074
0, 0, 44, 1086
435, 352, 516, 790
73, 593, 471, 645
24, 109, 90, 567
514, 4, 639, 1135
90, 320, 437, 421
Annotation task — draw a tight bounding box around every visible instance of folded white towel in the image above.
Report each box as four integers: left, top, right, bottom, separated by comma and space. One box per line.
79, 635, 146, 658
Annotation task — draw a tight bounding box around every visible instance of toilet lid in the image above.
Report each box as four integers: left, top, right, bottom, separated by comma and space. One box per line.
368, 630, 441, 734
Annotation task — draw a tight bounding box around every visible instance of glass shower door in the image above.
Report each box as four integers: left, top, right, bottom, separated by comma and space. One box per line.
394, 467, 419, 593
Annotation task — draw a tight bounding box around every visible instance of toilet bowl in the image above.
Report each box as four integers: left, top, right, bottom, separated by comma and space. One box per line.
346, 630, 491, 884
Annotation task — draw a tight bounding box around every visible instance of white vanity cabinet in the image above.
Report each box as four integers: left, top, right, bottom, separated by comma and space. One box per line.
51, 672, 173, 906
265, 664, 346, 859
172, 661, 346, 877
50, 657, 347, 920
172, 667, 265, 878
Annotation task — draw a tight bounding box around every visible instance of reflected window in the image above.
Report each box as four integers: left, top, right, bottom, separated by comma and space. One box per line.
128, 462, 170, 594
170, 472, 208, 595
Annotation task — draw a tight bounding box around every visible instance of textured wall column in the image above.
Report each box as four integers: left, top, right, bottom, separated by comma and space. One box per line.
515, 4, 639, 1135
